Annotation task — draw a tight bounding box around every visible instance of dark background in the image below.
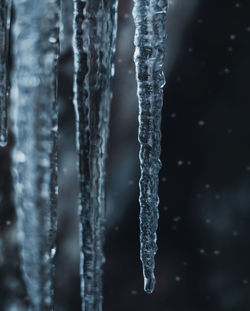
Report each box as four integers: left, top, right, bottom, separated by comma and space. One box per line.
1, 0, 250, 310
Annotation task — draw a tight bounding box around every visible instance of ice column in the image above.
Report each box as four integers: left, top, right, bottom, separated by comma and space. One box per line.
133, 0, 168, 294
0, 0, 11, 147
11, 1, 60, 309
73, 0, 118, 310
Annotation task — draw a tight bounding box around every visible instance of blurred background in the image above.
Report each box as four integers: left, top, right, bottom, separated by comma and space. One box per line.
1, 0, 250, 310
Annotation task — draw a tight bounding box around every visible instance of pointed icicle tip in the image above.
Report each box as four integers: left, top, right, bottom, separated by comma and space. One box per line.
144, 274, 155, 294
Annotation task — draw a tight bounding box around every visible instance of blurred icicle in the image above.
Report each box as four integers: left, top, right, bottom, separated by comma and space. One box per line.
11, 0, 60, 310
0, 0, 11, 147
133, 0, 168, 293
73, 0, 118, 310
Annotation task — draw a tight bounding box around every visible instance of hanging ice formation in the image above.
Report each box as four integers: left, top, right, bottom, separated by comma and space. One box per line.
11, 0, 60, 310
0, 0, 11, 147
133, 0, 168, 293
1, 0, 169, 307
73, 0, 118, 310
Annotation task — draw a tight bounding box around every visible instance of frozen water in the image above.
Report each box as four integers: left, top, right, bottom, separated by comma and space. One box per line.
133, 0, 168, 294
6, 0, 168, 306
0, 0, 11, 147
73, 0, 118, 310
11, 0, 60, 309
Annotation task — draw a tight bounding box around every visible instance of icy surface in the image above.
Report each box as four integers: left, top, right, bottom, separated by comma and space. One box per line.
73, 0, 118, 310
133, 0, 168, 293
11, 0, 60, 309
0, 0, 11, 147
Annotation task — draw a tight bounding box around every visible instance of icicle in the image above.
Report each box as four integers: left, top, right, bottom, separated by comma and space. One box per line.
133, 0, 168, 294
0, 0, 11, 147
11, 1, 60, 310
73, 0, 118, 310
50, 1, 60, 305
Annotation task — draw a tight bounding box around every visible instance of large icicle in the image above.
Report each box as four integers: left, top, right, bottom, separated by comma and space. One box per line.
11, 1, 60, 310
73, 0, 118, 310
0, 0, 11, 147
133, 0, 168, 294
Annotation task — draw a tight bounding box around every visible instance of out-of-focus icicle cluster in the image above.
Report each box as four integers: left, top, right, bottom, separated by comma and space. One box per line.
0, 0, 168, 308
0, 0, 11, 147
11, 0, 60, 309
133, 0, 168, 293
73, 0, 118, 309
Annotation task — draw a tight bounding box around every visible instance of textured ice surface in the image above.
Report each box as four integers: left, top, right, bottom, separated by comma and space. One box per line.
0, 0, 11, 147
11, 0, 60, 309
73, 0, 118, 310
133, 0, 168, 294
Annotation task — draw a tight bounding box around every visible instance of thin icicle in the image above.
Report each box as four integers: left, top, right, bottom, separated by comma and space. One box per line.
91, 2, 118, 308
50, 1, 60, 306
11, 1, 60, 310
0, 0, 11, 147
72, 2, 90, 309
73, 0, 118, 310
133, 0, 168, 293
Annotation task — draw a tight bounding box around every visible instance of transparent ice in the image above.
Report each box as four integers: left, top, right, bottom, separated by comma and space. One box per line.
133, 0, 168, 294
0, 0, 11, 147
3, 0, 170, 307
11, 0, 60, 309
73, 0, 118, 310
